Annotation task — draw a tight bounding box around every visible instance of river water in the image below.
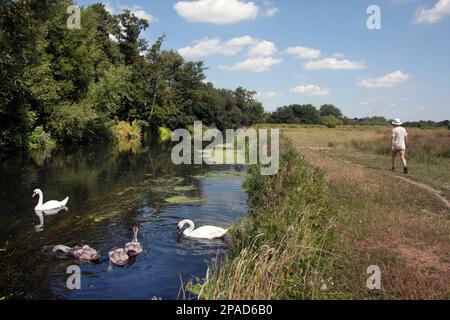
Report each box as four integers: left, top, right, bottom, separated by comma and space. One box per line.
0, 141, 247, 300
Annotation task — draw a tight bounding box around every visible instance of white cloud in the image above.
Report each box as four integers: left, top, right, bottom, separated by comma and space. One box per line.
360, 101, 369, 105
103, 1, 114, 14
290, 84, 330, 96
262, 0, 279, 17
178, 36, 277, 58
285, 46, 321, 59
226, 35, 255, 47
415, 0, 450, 24
219, 57, 282, 72
129, 7, 157, 23
174, 0, 259, 24
202, 79, 217, 85
256, 91, 282, 98
178, 38, 228, 57
248, 40, 277, 57
304, 58, 367, 70
178, 36, 254, 57
103, 2, 157, 23
358, 70, 411, 88
264, 6, 279, 17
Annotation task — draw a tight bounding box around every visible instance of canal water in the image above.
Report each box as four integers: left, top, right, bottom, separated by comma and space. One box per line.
0, 141, 247, 299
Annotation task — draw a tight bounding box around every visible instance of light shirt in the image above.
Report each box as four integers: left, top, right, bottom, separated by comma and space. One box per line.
392, 127, 408, 150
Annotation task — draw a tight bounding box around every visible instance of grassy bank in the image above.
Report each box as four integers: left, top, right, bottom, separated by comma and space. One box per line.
193, 139, 339, 299
284, 126, 450, 299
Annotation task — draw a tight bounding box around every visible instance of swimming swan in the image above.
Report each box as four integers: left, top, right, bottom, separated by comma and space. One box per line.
51, 245, 100, 261
177, 219, 228, 240
124, 226, 143, 257
32, 189, 69, 211
108, 247, 129, 266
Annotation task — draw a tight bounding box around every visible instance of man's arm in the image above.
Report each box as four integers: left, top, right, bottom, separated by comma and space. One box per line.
404, 130, 408, 149
391, 131, 395, 151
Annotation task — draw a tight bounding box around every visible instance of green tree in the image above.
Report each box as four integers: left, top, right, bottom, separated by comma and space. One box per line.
360, 116, 388, 126
320, 104, 343, 118
117, 10, 149, 66
0, 0, 55, 152
269, 104, 321, 124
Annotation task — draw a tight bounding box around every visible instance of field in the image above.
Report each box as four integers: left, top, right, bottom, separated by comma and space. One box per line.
202, 125, 449, 300
284, 125, 450, 299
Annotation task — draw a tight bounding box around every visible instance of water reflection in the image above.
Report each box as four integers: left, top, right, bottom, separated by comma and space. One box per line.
34, 207, 68, 232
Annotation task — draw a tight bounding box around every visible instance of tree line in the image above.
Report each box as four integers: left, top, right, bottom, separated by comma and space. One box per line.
1, 1, 448, 155
0, 0, 265, 153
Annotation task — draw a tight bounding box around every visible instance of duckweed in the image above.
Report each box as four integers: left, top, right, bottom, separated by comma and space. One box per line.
165, 196, 205, 204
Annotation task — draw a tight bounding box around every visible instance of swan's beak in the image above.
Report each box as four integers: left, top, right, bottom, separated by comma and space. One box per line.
32, 192, 36, 198
176, 226, 181, 234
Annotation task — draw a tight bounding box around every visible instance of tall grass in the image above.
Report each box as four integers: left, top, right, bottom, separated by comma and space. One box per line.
348, 129, 450, 162
194, 140, 338, 299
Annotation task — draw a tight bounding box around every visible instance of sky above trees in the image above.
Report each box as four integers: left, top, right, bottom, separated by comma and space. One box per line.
77, 0, 450, 121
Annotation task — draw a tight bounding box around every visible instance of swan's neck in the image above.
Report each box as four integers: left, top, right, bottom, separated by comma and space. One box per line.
133, 229, 138, 242
183, 220, 195, 235
37, 191, 43, 207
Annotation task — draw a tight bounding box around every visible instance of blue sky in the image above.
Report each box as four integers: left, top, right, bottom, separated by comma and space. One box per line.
76, 0, 450, 121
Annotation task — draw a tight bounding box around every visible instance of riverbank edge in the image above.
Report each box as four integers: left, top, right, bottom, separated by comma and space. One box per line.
189, 137, 341, 299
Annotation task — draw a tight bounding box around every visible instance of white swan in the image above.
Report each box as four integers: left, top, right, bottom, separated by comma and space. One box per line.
32, 189, 69, 211
177, 219, 228, 240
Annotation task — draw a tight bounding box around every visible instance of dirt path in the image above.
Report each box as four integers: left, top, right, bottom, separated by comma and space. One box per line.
324, 152, 450, 209
295, 144, 450, 209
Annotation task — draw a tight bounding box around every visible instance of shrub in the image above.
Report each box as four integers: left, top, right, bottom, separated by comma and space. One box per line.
28, 126, 56, 151
115, 121, 142, 143
322, 115, 342, 128
158, 127, 172, 142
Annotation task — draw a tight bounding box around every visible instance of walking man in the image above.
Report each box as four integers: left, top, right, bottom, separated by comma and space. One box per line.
391, 118, 408, 174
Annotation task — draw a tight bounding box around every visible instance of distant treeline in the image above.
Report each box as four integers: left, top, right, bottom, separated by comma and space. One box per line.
268, 105, 449, 129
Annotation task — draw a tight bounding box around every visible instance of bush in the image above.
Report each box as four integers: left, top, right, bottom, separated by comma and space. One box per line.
115, 121, 142, 142
28, 126, 56, 151
322, 115, 342, 128
158, 127, 172, 142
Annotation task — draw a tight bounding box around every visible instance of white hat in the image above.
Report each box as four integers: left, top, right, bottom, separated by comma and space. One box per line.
392, 118, 402, 125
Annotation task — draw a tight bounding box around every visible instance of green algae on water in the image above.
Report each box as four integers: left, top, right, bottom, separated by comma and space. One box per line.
165, 196, 205, 204
174, 185, 196, 192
